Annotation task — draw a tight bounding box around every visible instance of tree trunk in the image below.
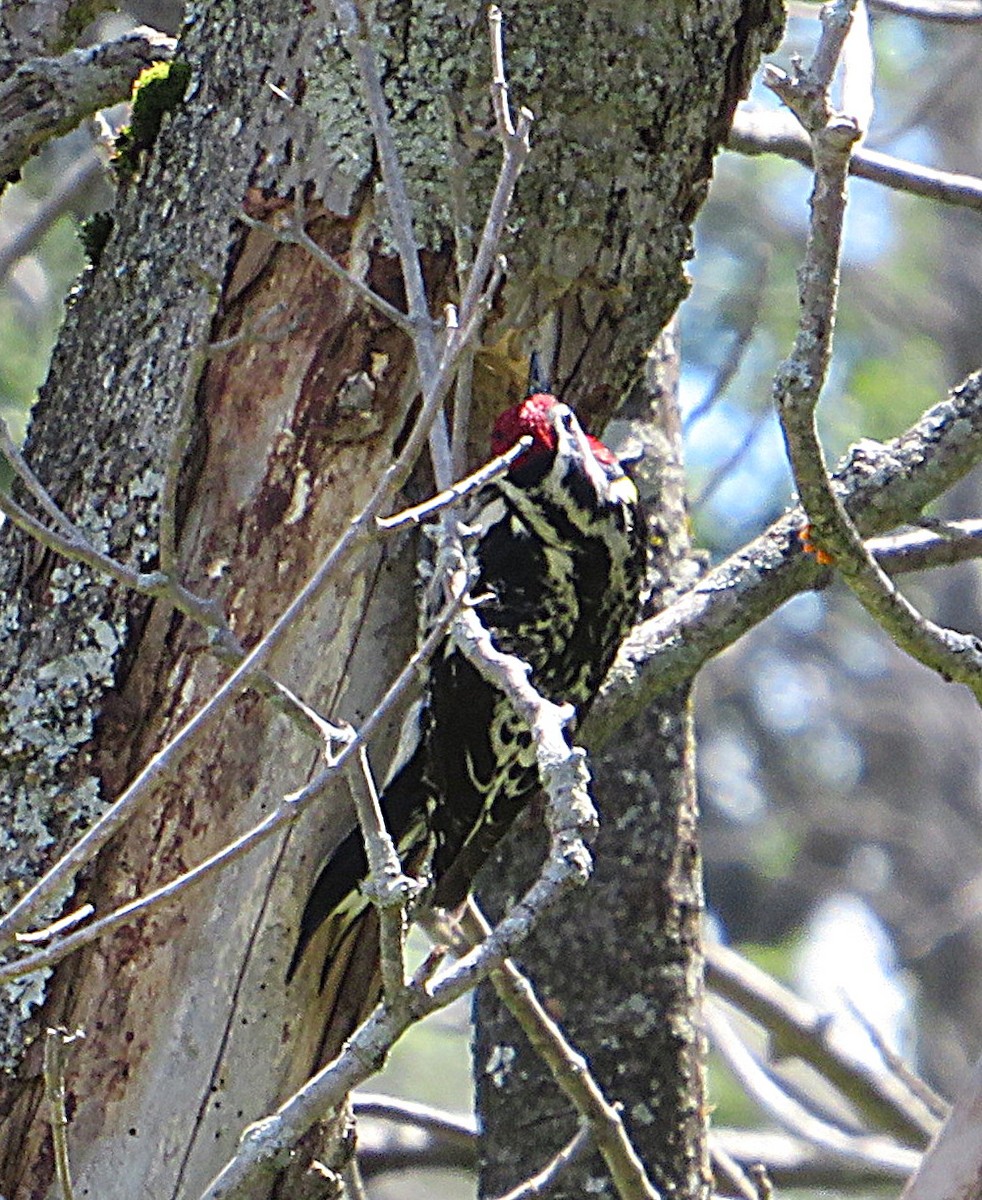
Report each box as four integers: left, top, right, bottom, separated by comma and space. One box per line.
0, 2, 782, 1197
474, 334, 709, 1198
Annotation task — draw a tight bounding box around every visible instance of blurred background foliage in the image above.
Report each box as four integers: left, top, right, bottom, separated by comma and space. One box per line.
3, 1, 981, 1195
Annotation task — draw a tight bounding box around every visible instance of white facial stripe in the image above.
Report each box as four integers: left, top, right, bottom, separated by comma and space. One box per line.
551, 405, 609, 498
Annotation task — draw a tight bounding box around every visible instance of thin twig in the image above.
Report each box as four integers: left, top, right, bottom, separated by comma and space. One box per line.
0, 473, 224, 630
240, 207, 414, 337
444, 252, 507, 373
15, 905, 94, 944
445, 8, 532, 362
693, 404, 773, 510
709, 1134, 761, 1200
342, 1155, 368, 1200
492, 1125, 593, 1200
706, 1001, 919, 1178
354, 1091, 476, 1176
205, 302, 297, 355
332, 0, 437, 353
354, 1092, 477, 1137
768, 0, 982, 704
592, 369, 982, 747
728, 109, 982, 213
449, 135, 529, 354
869, 0, 982, 20
0, 359, 455, 946
866, 520, 982, 573
0, 150, 105, 284
349, 746, 414, 1004
463, 902, 660, 1200
376, 434, 530, 531
197, 657, 602, 1200
488, 5, 515, 137
841, 995, 949, 1123
0, 807, 288, 983
0, 29, 176, 183
44, 1027, 83, 1200
0, 584, 467, 982
334, 0, 459, 492
706, 941, 938, 1144
1, 413, 85, 540
840, 0, 874, 139
749, 1161, 775, 1200
683, 253, 770, 433
450, 350, 475, 477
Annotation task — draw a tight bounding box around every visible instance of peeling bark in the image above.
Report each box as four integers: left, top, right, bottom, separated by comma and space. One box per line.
0, 1, 783, 1196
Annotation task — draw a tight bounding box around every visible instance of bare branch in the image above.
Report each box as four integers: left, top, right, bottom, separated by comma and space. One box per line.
492, 1125, 593, 1200
841, 995, 949, 1124
462, 903, 660, 1200
1, 413, 88, 540
706, 1001, 919, 1179
770, 0, 982, 702
869, 0, 982, 20
15, 904, 93, 944
729, 109, 982, 213
332, 0, 457, 491
197, 673, 603, 1200
693, 405, 772, 510
331, 0, 438, 366
866, 520, 982, 573
240, 206, 415, 337
204, 302, 295, 355
0, 371, 455, 946
708, 1136, 760, 1200
0, 28, 176, 183
354, 1093, 477, 1176
348, 747, 415, 1004
0, 581, 465, 981
445, 8, 532, 361
591, 369, 982, 748
683, 253, 770, 433
376, 434, 531, 531
487, 5, 516, 138
707, 942, 939, 1144
44, 1027, 83, 1200
712, 1126, 914, 1190
0, 410, 352, 750
0, 149, 104, 284
0, 805, 288, 983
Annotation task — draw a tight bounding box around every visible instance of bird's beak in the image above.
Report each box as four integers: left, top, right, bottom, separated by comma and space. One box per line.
552, 404, 609, 497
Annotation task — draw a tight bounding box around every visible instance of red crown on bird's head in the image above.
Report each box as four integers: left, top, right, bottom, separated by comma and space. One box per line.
491, 394, 619, 475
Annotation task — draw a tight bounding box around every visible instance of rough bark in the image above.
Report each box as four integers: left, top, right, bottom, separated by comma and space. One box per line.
471, 3, 785, 1193
0, 3, 424, 1196
0, 1, 782, 1197
474, 335, 708, 1198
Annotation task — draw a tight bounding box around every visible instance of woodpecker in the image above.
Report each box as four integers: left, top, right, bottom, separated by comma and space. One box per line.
288, 393, 648, 1023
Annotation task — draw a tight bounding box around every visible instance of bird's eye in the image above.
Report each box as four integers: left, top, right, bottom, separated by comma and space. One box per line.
557, 405, 575, 431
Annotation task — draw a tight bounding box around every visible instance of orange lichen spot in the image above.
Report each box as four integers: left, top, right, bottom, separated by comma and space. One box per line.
798, 524, 835, 565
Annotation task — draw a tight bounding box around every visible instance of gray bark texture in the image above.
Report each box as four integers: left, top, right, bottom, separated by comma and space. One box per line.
0, 1, 782, 1198
474, 340, 709, 1199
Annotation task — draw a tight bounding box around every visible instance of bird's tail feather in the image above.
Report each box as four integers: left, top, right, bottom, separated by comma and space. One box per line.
309, 906, 383, 1067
